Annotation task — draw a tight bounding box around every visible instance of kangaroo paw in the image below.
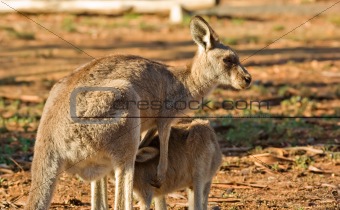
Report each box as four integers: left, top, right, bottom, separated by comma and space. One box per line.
150, 176, 162, 188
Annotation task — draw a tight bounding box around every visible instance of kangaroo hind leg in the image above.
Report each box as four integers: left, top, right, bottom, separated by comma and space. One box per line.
25, 147, 64, 210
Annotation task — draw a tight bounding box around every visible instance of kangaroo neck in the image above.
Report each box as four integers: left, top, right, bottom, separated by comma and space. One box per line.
171, 58, 218, 101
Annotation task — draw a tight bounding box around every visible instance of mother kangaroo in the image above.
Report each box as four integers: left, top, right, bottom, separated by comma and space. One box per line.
25, 16, 251, 210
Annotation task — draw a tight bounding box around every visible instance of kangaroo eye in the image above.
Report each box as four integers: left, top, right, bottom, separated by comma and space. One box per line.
223, 57, 233, 64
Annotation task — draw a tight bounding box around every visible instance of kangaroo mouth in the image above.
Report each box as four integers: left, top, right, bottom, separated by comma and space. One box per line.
219, 84, 245, 91
244, 75, 252, 86
233, 81, 251, 90
239, 74, 252, 89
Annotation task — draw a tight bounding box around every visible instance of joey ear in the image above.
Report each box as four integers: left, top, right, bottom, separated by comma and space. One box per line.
139, 128, 158, 149
190, 16, 219, 51
135, 147, 159, 163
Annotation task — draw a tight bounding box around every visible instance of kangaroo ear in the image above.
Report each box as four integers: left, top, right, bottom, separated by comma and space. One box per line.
190, 16, 219, 51
139, 128, 158, 149
135, 147, 159, 163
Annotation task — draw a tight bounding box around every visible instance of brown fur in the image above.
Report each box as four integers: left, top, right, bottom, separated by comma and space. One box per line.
25, 16, 250, 210
93, 120, 222, 210
134, 120, 222, 210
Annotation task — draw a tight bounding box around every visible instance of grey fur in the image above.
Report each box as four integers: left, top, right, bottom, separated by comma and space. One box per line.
25, 16, 250, 210
92, 120, 222, 210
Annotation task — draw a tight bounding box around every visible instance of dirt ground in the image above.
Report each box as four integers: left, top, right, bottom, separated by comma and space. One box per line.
0, 0, 340, 209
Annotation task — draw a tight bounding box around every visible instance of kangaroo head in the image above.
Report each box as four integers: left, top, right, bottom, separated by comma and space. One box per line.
190, 16, 251, 90
135, 147, 159, 163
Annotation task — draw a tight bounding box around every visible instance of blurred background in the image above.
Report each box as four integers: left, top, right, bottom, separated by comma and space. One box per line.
0, 0, 339, 209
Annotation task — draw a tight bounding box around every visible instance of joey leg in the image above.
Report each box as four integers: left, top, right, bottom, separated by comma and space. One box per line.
154, 195, 167, 210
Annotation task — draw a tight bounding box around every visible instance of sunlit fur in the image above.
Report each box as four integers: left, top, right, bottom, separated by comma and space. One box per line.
25, 16, 250, 210
92, 120, 222, 210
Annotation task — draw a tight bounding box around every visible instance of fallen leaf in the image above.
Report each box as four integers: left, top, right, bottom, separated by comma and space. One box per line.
254, 161, 276, 175
213, 182, 267, 189
168, 193, 187, 200
0, 168, 14, 174
321, 183, 337, 188
247, 183, 267, 188
170, 202, 187, 207
208, 198, 241, 203
308, 165, 332, 174
251, 153, 293, 165
212, 183, 251, 189
285, 146, 324, 155
266, 147, 288, 157
319, 199, 336, 204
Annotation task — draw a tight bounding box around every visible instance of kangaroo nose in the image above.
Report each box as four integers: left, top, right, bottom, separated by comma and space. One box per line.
244, 75, 252, 85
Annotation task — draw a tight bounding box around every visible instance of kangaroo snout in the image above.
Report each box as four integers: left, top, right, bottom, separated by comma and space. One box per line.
238, 64, 252, 88
244, 73, 252, 86
238, 73, 252, 89
230, 65, 252, 89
